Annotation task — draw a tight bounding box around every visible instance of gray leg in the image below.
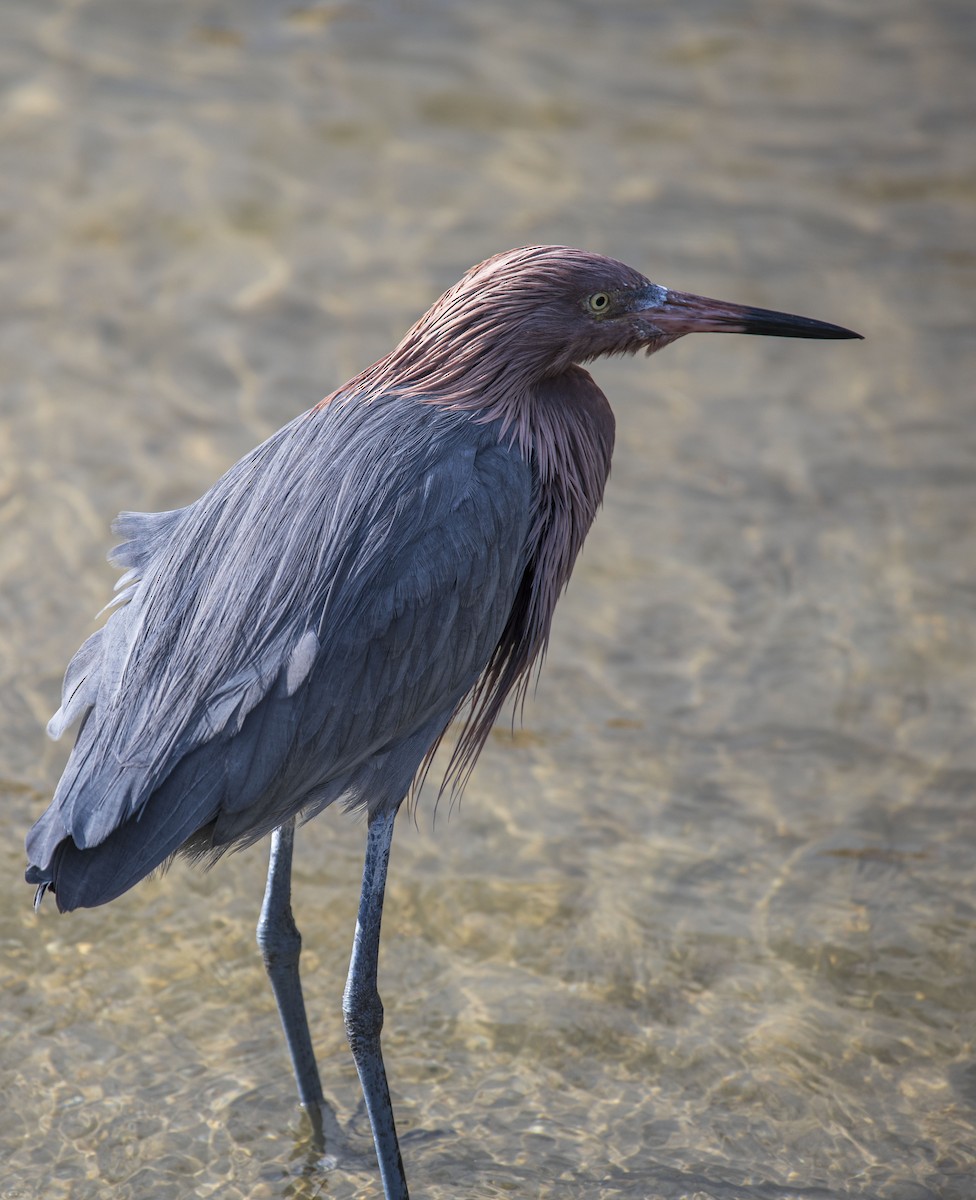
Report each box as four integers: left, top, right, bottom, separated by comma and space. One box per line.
343, 804, 409, 1200
257, 818, 327, 1144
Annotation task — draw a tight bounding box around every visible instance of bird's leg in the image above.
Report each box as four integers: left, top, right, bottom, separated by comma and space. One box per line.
257, 817, 328, 1147
344, 804, 409, 1200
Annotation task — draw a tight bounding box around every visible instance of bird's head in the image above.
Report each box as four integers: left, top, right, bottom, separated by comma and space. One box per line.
366, 245, 860, 405
451, 246, 862, 373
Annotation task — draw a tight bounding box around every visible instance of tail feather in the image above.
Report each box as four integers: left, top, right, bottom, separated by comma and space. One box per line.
26, 741, 226, 912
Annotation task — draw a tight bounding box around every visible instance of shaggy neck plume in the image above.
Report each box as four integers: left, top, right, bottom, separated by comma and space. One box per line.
318, 247, 621, 789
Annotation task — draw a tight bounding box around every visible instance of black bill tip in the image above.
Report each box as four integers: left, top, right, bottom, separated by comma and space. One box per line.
737, 305, 863, 341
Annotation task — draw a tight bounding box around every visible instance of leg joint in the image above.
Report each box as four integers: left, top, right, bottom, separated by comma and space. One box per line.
343, 986, 384, 1052
257, 902, 302, 969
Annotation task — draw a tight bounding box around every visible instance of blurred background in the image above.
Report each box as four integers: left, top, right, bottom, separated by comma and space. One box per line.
1, 2, 974, 1197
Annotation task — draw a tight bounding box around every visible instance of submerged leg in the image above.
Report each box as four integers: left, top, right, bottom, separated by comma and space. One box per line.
344, 804, 409, 1200
257, 818, 327, 1144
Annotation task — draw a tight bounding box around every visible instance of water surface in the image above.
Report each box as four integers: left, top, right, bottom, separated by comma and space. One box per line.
1, 2, 974, 1197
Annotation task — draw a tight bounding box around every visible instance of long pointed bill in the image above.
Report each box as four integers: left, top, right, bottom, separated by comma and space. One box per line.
651, 289, 862, 340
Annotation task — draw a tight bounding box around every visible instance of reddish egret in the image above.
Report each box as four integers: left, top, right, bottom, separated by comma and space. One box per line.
26, 246, 861, 1198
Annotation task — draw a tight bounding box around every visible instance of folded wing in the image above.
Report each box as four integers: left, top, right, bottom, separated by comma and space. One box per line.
27, 394, 533, 909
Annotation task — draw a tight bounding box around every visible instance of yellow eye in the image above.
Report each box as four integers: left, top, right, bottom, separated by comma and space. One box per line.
586, 291, 611, 315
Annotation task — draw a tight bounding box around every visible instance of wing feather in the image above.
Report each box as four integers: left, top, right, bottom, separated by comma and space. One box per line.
27, 394, 533, 909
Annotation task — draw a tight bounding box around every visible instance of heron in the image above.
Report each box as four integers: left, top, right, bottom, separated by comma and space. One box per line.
26, 245, 861, 1199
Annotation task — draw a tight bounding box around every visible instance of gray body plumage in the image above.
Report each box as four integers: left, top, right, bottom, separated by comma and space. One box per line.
28, 392, 550, 910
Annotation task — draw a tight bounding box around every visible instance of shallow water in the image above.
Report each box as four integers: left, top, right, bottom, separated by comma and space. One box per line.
1, 1, 974, 1197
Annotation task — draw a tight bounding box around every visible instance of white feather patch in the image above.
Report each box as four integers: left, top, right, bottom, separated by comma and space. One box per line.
285, 630, 320, 696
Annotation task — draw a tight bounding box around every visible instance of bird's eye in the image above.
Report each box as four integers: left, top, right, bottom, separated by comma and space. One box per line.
586, 292, 612, 315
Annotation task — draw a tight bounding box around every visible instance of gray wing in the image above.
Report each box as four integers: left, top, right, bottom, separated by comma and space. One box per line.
45, 507, 190, 741
27, 395, 533, 909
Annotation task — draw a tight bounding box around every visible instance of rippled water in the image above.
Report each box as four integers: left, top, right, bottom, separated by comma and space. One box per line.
1, 1, 974, 1197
